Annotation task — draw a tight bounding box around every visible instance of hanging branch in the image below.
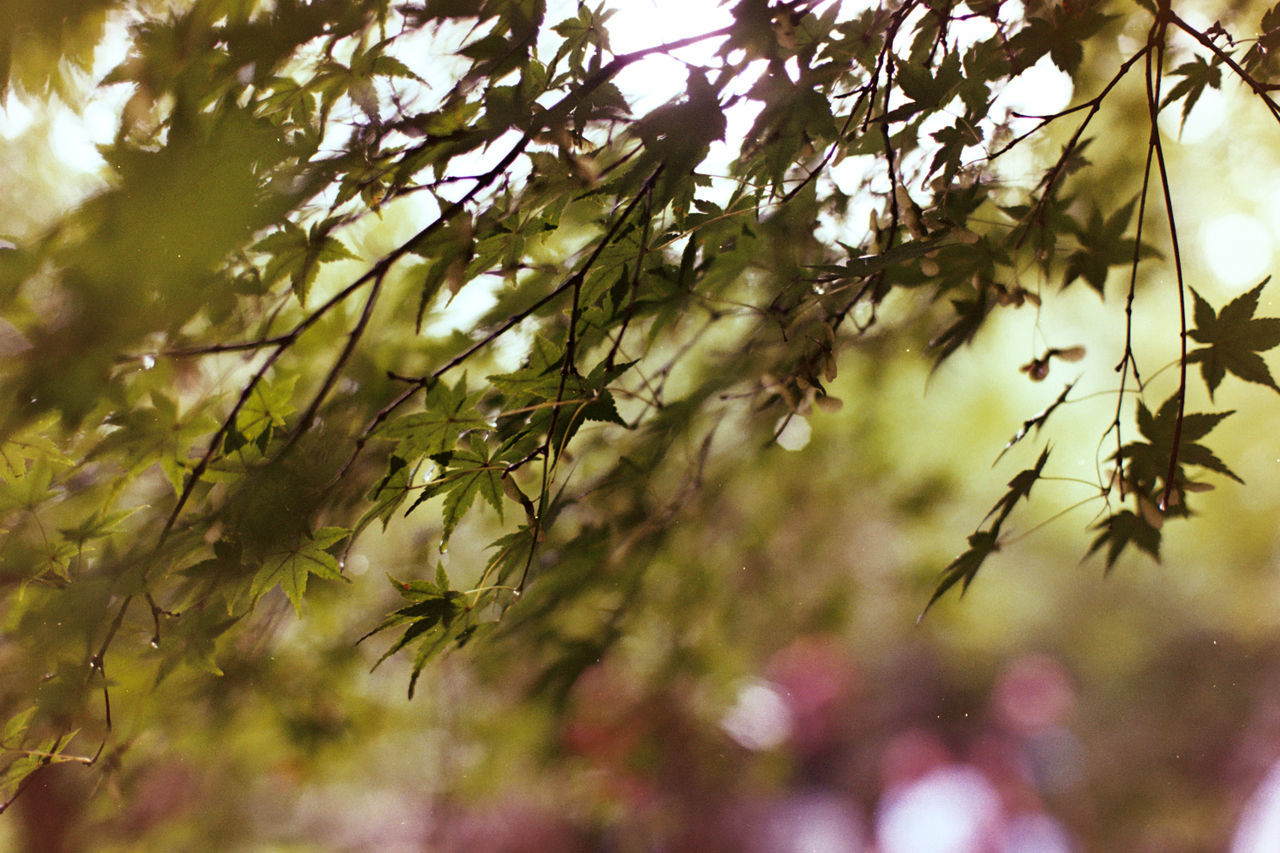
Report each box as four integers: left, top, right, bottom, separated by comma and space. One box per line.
1145, 14, 1190, 512
1013, 46, 1151, 249
1109, 47, 1160, 499
515, 167, 664, 591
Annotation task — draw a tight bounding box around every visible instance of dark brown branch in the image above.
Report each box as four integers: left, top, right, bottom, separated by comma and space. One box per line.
1109, 109, 1157, 498
1013, 46, 1151, 249
1170, 11, 1280, 127
990, 46, 1149, 162
1146, 24, 1189, 513
278, 266, 388, 455
605, 179, 656, 369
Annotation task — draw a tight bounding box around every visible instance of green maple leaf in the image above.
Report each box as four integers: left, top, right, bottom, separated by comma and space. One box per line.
253, 219, 357, 304
1188, 278, 1280, 399
377, 377, 486, 457
983, 445, 1051, 528
406, 435, 504, 545
249, 527, 350, 616
359, 567, 475, 699
921, 530, 1000, 620
929, 291, 992, 368
922, 446, 1050, 618
1087, 509, 1161, 571
996, 382, 1075, 463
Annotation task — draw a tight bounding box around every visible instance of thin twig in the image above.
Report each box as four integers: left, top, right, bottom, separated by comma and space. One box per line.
990, 47, 1149, 161
1170, 11, 1280, 126
279, 267, 388, 455
1146, 20, 1188, 512
1013, 46, 1151, 249
1110, 85, 1158, 496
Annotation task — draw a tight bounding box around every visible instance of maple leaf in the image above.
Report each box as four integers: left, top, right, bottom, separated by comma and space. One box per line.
929, 291, 993, 368
1161, 56, 1222, 133
1062, 198, 1139, 296
920, 530, 1000, 621
983, 445, 1052, 528
1188, 278, 1280, 399
249, 527, 351, 616
1087, 509, 1161, 571
996, 382, 1075, 463
253, 218, 357, 305
405, 435, 504, 545
1121, 394, 1242, 485
922, 446, 1051, 618
377, 376, 486, 457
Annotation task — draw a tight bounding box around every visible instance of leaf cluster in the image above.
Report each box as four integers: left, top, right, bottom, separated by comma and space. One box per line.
6, 0, 1280, 814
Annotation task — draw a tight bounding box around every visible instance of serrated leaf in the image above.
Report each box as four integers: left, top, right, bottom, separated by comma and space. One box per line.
920, 530, 1000, 619
377, 377, 486, 456
1161, 56, 1222, 132
1063, 197, 1139, 296
1088, 509, 1161, 570
983, 445, 1051, 528
1188, 279, 1280, 398
360, 580, 469, 699
996, 382, 1075, 463
250, 529, 351, 616
1121, 394, 1241, 488
58, 505, 143, 544
253, 220, 357, 304
1, 707, 37, 744
922, 446, 1050, 617
407, 435, 504, 545
1137, 394, 1233, 447
929, 292, 992, 367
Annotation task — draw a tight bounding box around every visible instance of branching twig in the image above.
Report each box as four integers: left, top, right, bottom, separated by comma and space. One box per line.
990, 47, 1149, 162
1013, 46, 1151, 249
1170, 11, 1280, 127
1110, 83, 1159, 497
278, 266, 388, 455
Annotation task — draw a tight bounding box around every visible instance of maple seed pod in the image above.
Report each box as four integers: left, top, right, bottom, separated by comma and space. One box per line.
822, 351, 838, 382
1053, 345, 1086, 362
1020, 358, 1050, 381
895, 186, 929, 239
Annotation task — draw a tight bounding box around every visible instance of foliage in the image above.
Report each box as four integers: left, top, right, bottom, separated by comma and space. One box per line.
4, 0, 1280, 823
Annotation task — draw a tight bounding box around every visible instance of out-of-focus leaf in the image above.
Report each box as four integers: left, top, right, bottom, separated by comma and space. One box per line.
1088, 509, 1162, 570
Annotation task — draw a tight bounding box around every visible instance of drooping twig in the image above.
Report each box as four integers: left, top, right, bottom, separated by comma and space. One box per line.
1109, 74, 1159, 498
1013, 46, 1151, 250
1145, 17, 1189, 512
